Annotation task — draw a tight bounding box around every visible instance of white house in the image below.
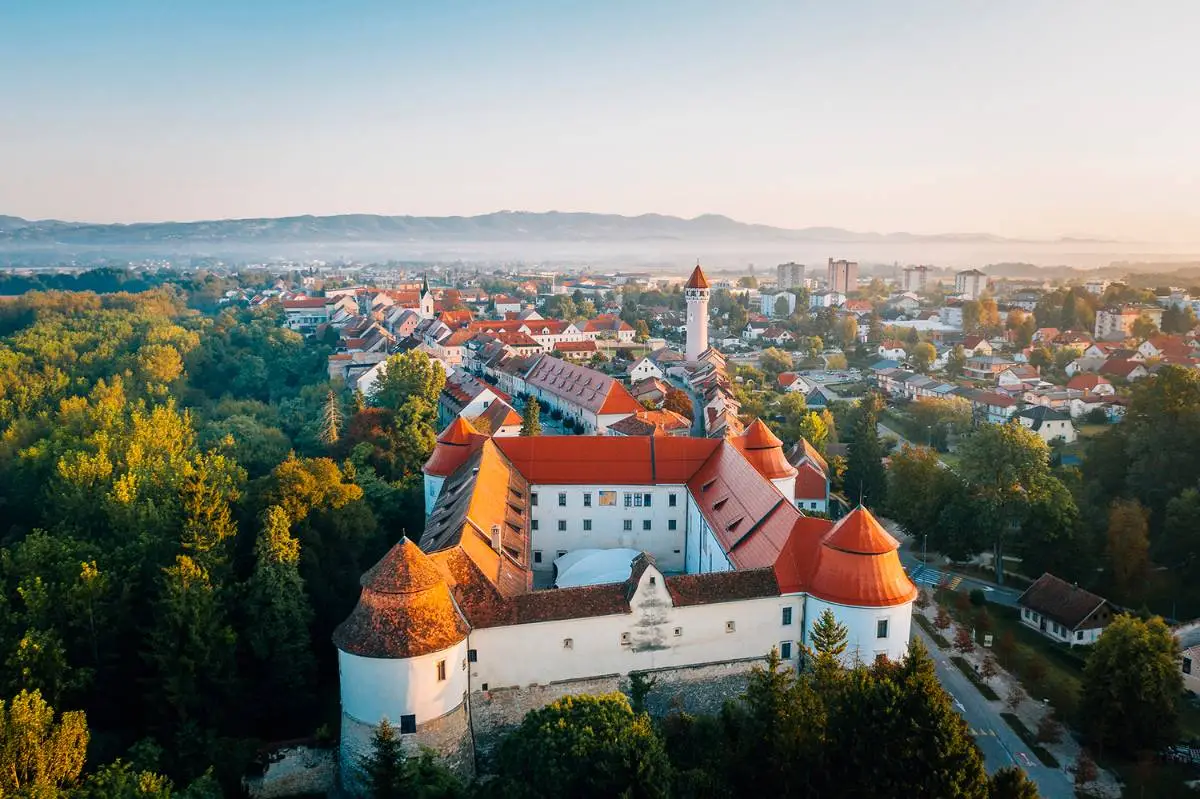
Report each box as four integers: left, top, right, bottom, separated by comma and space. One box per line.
809, 291, 846, 309
761, 291, 797, 317
1014, 406, 1077, 445
1017, 573, 1112, 647
627, 356, 665, 383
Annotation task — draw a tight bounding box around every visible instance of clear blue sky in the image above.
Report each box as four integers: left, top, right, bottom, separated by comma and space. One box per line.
2, 1, 1197, 241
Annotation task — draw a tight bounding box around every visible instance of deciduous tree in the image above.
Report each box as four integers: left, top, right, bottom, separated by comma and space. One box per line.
0, 689, 89, 797
1106, 498, 1150, 600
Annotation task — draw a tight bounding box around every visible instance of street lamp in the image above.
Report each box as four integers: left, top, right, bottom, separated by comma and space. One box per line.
922, 533, 928, 566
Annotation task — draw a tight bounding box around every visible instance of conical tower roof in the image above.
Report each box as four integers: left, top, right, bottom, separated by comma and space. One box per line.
822, 506, 898, 555
685, 264, 710, 290
806, 506, 916, 608
735, 419, 797, 481
333, 537, 470, 658
425, 417, 486, 477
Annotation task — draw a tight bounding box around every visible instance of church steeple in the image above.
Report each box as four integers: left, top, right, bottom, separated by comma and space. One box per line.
421, 272, 430, 295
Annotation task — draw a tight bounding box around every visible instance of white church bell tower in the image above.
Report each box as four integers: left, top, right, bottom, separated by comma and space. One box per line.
684, 263, 711, 361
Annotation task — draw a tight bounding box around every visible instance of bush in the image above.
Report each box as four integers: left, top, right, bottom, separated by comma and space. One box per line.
969, 588, 987, 607
550, 409, 563, 421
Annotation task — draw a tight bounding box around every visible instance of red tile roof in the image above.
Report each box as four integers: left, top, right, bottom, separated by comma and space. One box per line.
806, 507, 917, 607
523, 356, 641, 416
494, 435, 720, 484
554, 340, 598, 353
685, 264, 710, 290
734, 420, 798, 481
283, 297, 328, 309
424, 418, 488, 477
794, 461, 828, 500
1066, 374, 1111, 391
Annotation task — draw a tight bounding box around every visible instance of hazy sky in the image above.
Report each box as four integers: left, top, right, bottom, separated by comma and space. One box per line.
2, 1, 1198, 241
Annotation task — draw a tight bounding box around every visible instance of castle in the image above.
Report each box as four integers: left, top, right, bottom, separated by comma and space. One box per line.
333, 264, 916, 787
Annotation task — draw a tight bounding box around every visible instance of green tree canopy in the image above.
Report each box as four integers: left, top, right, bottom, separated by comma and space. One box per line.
520, 398, 542, 437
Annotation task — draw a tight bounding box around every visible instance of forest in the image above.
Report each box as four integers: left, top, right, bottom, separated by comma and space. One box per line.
0, 285, 443, 792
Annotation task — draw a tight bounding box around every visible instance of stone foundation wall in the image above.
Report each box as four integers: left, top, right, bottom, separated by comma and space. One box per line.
245, 745, 335, 799
338, 703, 474, 796
468, 657, 763, 767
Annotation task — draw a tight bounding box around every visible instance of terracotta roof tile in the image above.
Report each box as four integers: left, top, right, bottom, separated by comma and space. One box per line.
685, 264, 711, 290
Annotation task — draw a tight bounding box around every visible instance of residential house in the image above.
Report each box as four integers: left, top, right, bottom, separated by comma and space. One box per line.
1018, 573, 1113, 647
606, 409, 692, 437
1031, 327, 1060, 345
970, 391, 1018, 425
809, 290, 846, 309
964, 355, 1014, 381
583, 314, 635, 342
761, 327, 795, 346
628, 357, 665, 383
843, 299, 873, 317
553, 340, 599, 361
472, 397, 523, 437
742, 320, 767, 341
887, 292, 922, 314
492, 294, 522, 316
1100, 358, 1149, 382
961, 336, 993, 357
878, 340, 908, 361
521, 356, 642, 433
283, 297, 334, 332
789, 439, 830, 514
630, 377, 670, 406
1015, 406, 1077, 444
996, 365, 1042, 392
778, 372, 814, 394
761, 291, 798, 317
1066, 374, 1114, 396
439, 370, 511, 431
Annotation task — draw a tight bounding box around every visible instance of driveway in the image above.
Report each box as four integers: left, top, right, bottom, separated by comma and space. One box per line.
912, 624, 1077, 798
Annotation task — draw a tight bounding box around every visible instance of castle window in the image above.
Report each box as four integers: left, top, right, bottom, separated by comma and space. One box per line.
782, 607, 793, 626
702, 479, 716, 493
669, 493, 678, 507
436, 659, 447, 681
876, 619, 889, 639
642, 519, 651, 531
531, 493, 538, 506
583, 519, 592, 531
563, 638, 574, 649
620, 632, 631, 646
668, 520, 677, 531
780, 642, 793, 660
725, 621, 736, 633
643, 493, 652, 507
468, 649, 477, 662
558, 492, 567, 507
674, 627, 683, 637
481, 683, 488, 692
713, 498, 727, 511
533, 550, 542, 564
649, 576, 656, 586
399, 714, 416, 734
583, 492, 592, 507
557, 520, 566, 532
531, 520, 539, 531
599, 491, 617, 506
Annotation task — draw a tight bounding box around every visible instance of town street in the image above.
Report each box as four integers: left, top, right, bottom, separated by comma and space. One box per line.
912, 625, 1077, 799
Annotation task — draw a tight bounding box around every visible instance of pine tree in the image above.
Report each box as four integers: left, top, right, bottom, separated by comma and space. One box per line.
809, 608, 848, 664
244, 506, 314, 732
362, 719, 406, 799
143, 556, 236, 731
320, 389, 342, 446
844, 396, 887, 508
521, 398, 542, 437
179, 454, 240, 573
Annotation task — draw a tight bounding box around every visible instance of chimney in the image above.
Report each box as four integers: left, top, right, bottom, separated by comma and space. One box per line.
491, 524, 502, 552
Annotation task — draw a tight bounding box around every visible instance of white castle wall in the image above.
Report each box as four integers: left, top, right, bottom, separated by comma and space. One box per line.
423, 473, 446, 516
684, 493, 733, 574
804, 596, 913, 665
467, 563, 800, 691
530, 484, 688, 573
339, 640, 469, 726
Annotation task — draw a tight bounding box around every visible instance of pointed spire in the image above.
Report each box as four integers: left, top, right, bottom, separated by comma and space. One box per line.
421, 272, 430, 295
685, 263, 710, 290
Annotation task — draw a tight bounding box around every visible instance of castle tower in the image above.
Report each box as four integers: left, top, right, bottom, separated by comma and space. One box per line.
684, 263, 711, 361
735, 418, 799, 500
333, 538, 474, 790
423, 417, 486, 516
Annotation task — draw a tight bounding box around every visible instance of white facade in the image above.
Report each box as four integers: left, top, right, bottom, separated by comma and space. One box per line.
760, 292, 797, 317
685, 286, 711, 361
805, 596, 913, 665
1020, 608, 1103, 646
339, 640, 469, 728
955, 270, 986, 300
530, 484, 689, 574
938, 306, 964, 329
628, 357, 665, 382
467, 564, 802, 690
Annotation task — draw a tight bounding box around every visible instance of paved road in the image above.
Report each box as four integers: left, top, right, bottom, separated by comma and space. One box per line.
913, 624, 1076, 798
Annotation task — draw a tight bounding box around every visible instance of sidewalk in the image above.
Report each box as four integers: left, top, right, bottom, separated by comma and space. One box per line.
914, 595, 1121, 798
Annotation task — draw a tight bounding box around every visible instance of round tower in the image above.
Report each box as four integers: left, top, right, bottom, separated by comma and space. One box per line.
805, 506, 918, 664
735, 419, 798, 500
333, 538, 473, 790
684, 263, 711, 361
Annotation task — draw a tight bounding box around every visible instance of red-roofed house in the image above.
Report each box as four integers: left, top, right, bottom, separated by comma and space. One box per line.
1066, 374, 1114, 396
553, 340, 599, 360
1100, 358, 1149, 381
582, 314, 635, 342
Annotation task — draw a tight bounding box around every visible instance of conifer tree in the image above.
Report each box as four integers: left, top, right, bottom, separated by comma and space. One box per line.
844, 395, 888, 508
809, 608, 849, 664
244, 505, 314, 731
320, 389, 342, 446
144, 556, 236, 731
521, 398, 542, 437
362, 719, 405, 799
179, 453, 240, 573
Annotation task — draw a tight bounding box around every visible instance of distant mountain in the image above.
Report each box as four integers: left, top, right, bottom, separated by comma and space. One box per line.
0, 211, 1107, 247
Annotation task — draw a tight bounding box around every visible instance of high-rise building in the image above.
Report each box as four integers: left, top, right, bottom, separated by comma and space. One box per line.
955, 269, 987, 300
684, 263, 711, 361
826, 258, 859, 294
901, 265, 930, 294
777, 262, 805, 290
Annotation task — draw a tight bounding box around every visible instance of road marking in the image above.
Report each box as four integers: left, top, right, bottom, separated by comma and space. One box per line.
1017, 752, 1034, 768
